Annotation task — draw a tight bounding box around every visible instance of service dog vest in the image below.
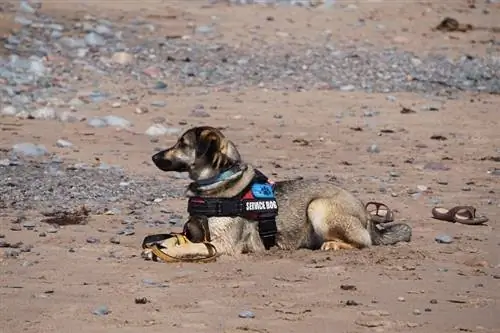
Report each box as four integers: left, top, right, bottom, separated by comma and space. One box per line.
187, 170, 279, 250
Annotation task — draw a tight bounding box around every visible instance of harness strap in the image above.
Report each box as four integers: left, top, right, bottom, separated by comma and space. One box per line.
187, 169, 279, 250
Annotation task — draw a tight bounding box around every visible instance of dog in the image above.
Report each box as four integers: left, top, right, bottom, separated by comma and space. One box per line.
152, 126, 411, 256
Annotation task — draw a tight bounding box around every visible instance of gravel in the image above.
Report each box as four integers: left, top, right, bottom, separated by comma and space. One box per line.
0, 4, 498, 118
0, 155, 183, 213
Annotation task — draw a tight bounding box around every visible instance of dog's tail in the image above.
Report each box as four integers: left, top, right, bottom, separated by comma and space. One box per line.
368, 221, 412, 246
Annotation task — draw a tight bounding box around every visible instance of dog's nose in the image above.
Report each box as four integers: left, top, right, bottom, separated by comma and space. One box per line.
152, 151, 164, 165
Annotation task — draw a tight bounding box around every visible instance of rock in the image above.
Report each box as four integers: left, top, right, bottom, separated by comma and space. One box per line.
31, 107, 57, 120
102, 115, 131, 128
19, 1, 36, 14
84, 32, 106, 47
196, 25, 215, 35
1, 106, 18, 116
154, 81, 168, 89
150, 101, 167, 108
12, 143, 48, 157
111, 52, 134, 65
59, 37, 86, 49
110, 236, 120, 244
10, 225, 22, 231
145, 124, 169, 136
92, 305, 110, 316
190, 105, 210, 117
56, 139, 73, 148
143, 66, 162, 78
413, 309, 421, 315
94, 25, 113, 37
393, 36, 409, 44
340, 84, 355, 92
361, 310, 390, 317
14, 16, 32, 26
238, 310, 255, 318
86, 237, 99, 244
435, 234, 453, 244
397, 296, 406, 302
88, 117, 108, 128
58, 111, 85, 123
367, 144, 380, 153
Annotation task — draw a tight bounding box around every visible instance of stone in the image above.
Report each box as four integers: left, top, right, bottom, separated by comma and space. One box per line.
58, 111, 85, 123
87, 117, 108, 128
84, 32, 106, 47
435, 234, 453, 244
29, 59, 46, 75
1, 106, 18, 116
12, 143, 48, 157
238, 310, 255, 318
367, 144, 380, 153
92, 305, 110, 316
56, 139, 73, 148
102, 115, 131, 128
31, 107, 57, 120
111, 52, 134, 65
19, 1, 36, 14
340, 84, 355, 92
94, 25, 113, 37
59, 37, 86, 49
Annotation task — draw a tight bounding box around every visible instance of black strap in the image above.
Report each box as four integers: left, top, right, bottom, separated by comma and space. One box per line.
188, 197, 244, 216
258, 216, 278, 250
187, 169, 279, 250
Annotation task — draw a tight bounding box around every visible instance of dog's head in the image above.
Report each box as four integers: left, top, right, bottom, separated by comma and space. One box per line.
152, 126, 242, 181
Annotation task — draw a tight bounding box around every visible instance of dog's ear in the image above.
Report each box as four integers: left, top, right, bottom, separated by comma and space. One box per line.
224, 139, 241, 163
195, 131, 221, 161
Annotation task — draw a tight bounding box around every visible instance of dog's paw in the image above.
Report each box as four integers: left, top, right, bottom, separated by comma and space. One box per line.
141, 249, 153, 261
320, 240, 355, 251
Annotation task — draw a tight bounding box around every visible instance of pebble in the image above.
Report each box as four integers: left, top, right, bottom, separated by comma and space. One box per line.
92, 305, 110, 316
150, 101, 167, 108
94, 25, 114, 37
46, 227, 59, 233
190, 105, 210, 117
19, 1, 37, 14
10, 225, 22, 231
110, 236, 120, 244
59, 37, 86, 49
413, 309, 421, 315
154, 81, 167, 89
340, 84, 356, 92
111, 52, 134, 65
84, 32, 106, 47
56, 139, 73, 148
22, 221, 36, 229
102, 115, 131, 128
367, 144, 380, 153
87, 117, 108, 128
238, 310, 255, 319
145, 124, 181, 136
1, 106, 18, 116
58, 111, 85, 123
30, 107, 57, 120
12, 143, 48, 157
397, 296, 405, 302
86, 237, 99, 244
435, 234, 453, 244
423, 162, 450, 171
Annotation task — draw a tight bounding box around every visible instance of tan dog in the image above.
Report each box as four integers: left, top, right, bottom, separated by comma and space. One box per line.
152, 126, 411, 256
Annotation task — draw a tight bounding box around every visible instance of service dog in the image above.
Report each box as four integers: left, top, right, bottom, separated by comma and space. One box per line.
152, 126, 411, 256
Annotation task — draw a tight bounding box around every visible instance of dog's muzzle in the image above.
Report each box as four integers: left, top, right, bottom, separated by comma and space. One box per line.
152, 150, 189, 172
